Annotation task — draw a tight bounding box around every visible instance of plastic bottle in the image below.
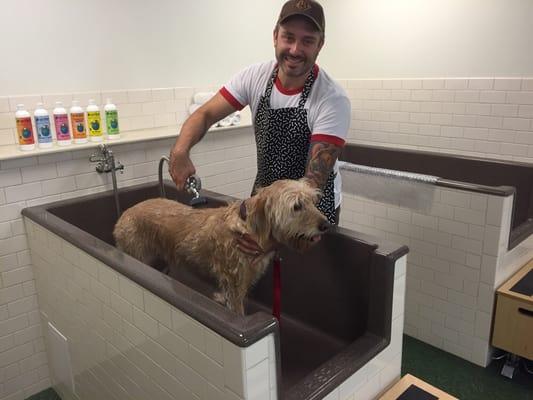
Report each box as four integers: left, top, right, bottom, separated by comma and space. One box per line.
104, 99, 120, 139
53, 101, 71, 146
34, 103, 53, 148
70, 100, 87, 144
15, 104, 35, 151
87, 99, 103, 142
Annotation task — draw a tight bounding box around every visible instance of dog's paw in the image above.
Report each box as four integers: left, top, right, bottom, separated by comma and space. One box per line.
213, 291, 226, 305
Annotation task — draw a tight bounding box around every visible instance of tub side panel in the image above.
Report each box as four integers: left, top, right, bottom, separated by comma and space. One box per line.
326, 255, 406, 400
26, 219, 252, 400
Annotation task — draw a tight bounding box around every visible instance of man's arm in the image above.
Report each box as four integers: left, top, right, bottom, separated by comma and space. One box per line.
304, 140, 342, 190
169, 93, 236, 189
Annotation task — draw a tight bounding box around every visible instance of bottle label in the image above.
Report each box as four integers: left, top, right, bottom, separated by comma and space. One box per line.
105, 110, 119, 135
87, 111, 102, 136
35, 115, 52, 143
16, 117, 35, 145
54, 114, 71, 141
70, 112, 87, 139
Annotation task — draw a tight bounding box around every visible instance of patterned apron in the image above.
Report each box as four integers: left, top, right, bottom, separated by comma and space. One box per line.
253, 66, 337, 223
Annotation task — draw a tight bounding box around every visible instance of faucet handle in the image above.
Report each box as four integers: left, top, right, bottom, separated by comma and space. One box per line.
89, 144, 108, 162
89, 154, 104, 163
99, 143, 111, 155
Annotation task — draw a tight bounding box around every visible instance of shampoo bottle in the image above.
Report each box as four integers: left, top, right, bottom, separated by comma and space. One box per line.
87, 99, 103, 142
70, 100, 87, 144
104, 98, 120, 139
15, 104, 35, 151
34, 103, 53, 148
53, 101, 71, 146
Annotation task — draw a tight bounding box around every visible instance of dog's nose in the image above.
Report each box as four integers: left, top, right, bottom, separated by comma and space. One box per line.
318, 220, 331, 232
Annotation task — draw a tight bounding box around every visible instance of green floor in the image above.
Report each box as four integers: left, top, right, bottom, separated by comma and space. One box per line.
402, 335, 533, 400
27, 335, 532, 400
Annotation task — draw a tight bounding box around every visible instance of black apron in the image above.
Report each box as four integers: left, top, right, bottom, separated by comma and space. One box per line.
252, 66, 337, 223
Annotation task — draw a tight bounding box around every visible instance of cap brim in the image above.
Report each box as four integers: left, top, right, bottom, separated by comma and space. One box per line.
279, 12, 324, 32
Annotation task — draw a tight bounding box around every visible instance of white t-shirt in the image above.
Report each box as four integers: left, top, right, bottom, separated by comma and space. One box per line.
220, 60, 351, 207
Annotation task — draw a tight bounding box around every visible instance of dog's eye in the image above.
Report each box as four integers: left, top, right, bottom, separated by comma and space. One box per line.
293, 202, 302, 212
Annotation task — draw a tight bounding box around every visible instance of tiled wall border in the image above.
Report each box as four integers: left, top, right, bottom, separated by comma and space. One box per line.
337, 77, 533, 163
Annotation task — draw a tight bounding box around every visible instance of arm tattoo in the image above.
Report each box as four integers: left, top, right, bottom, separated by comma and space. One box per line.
304, 141, 342, 190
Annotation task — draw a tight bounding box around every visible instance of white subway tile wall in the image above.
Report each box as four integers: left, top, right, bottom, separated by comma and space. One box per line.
0, 131, 256, 399
339, 186, 533, 367
1, 76, 532, 397
342, 78, 533, 162
337, 77, 533, 366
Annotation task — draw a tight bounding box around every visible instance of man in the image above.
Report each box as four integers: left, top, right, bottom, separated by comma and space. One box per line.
169, 0, 350, 226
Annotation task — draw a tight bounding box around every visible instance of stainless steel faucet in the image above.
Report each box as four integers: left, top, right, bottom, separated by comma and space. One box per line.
89, 144, 124, 217
89, 144, 124, 173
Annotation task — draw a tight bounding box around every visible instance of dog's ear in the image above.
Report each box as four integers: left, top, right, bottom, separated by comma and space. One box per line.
247, 190, 271, 243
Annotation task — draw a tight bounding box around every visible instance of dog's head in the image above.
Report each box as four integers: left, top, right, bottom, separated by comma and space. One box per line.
247, 178, 330, 252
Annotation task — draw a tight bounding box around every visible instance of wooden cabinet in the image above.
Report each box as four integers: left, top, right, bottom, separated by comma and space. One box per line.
492, 260, 533, 361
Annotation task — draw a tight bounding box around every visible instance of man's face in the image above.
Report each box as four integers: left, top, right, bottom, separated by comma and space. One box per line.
274, 17, 324, 81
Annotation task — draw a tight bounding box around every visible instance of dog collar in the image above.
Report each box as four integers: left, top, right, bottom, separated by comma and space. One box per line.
239, 201, 247, 221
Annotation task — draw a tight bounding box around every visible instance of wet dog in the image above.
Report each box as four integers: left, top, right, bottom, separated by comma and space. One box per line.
113, 178, 329, 315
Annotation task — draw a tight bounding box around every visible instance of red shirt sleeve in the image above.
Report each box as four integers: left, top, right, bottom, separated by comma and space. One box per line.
219, 87, 245, 111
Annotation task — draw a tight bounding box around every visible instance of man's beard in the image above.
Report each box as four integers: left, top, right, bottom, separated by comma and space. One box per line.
276, 51, 314, 78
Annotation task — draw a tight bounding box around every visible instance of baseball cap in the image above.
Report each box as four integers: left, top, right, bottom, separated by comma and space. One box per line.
277, 0, 325, 33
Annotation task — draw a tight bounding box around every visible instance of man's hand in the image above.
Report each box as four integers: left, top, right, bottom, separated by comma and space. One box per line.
169, 147, 196, 191
169, 92, 238, 190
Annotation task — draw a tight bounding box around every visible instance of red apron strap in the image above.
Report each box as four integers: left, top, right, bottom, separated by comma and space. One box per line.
273, 255, 282, 321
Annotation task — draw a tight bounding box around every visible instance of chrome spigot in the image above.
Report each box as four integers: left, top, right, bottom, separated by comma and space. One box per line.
90, 144, 124, 174
89, 144, 124, 217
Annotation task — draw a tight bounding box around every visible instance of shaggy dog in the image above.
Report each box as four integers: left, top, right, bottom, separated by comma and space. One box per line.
113, 178, 329, 315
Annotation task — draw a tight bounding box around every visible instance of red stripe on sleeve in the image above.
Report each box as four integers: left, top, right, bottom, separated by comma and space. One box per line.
310, 134, 346, 147
219, 87, 244, 110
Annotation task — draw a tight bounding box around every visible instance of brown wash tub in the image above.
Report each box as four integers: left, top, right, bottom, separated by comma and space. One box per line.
339, 143, 533, 367
22, 181, 408, 399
